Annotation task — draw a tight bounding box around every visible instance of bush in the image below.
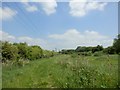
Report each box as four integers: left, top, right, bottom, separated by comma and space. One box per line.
78, 51, 92, 56
2, 42, 18, 62
17, 58, 29, 67
71, 53, 78, 58
15, 43, 29, 59
103, 46, 116, 54
119, 52, 120, 55
28, 46, 43, 60
93, 51, 103, 56
43, 50, 55, 58
1, 41, 44, 63
85, 51, 92, 56
17, 59, 25, 67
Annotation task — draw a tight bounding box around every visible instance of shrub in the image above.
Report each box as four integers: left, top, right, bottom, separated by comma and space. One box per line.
78, 52, 92, 56
17, 58, 29, 67
103, 46, 116, 54
93, 51, 103, 56
17, 59, 25, 67
2, 42, 18, 62
15, 43, 29, 59
28, 46, 43, 60
43, 50, 57, 58
71, 53, 78, 58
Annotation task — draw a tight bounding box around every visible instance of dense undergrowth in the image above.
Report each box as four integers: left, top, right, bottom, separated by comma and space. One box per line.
2, 54, 118, 88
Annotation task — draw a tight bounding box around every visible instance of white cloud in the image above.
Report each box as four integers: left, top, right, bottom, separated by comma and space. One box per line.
49, 29, 113, 49
1, 30, 113, 50
25, 5, 38, 12
18, 36, 47, 47
49, 29, 82, 40
22, 2, 38, 12
69, 0, 107, 17
17, 36, 49, 49
0, 30, 49, 49
40, 0, 57, 15
0, 30, 15, 42
21, 0, 57, 15
21, 0, 29, 2
0, 7, 17, 20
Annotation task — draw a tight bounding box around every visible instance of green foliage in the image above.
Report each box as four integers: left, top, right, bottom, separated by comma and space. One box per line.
75, 45, 103, 53
43, 50, 55, 58
103, 34, 120, 54
0, 41, 57, 62
78, 51, 92, 56
71, 53, 78, 58
2, 54, 118, 88
2, 42, 18, 62
28, 46, 43, 60
17, 58, 29, 67
1, 34, 119, 88
15, 43, 29, 59
103, 46, 116, 54
113, 34, 120, 54
93, 51, 103, 56
1, 41, 57, 62
76, 46, 92, 52
92, 45, 103, 53
61, 45, 103, 55
60, 49, 75, 54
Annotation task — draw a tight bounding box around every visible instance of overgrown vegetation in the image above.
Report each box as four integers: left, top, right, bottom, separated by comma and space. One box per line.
60, 34, 120, 55
1, 41, 57, 65
2, 54, 118, 88
2, 34, 120, 88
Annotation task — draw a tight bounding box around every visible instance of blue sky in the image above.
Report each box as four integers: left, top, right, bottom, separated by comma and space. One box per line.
1, 1, 118, 50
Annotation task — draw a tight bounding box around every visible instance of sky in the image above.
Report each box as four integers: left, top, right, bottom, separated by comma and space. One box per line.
0, 0, 118, 50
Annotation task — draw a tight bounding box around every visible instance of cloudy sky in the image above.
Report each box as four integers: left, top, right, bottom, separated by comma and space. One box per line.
1, 0, 118, 50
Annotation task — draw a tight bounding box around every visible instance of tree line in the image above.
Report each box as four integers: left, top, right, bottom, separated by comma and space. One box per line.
1, 41, 57, 63
59, 34, 120, 55
1, 34, 120, 63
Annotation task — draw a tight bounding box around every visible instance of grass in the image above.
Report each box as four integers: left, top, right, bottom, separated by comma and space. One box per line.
2, 54, 118, 88
0, 63, 2, 89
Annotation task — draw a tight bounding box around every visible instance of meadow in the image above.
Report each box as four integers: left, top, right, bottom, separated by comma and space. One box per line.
2, 54, 118, 88
1, 1, 119, 89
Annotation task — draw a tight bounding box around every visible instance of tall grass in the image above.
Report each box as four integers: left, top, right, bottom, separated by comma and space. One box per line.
2, 54, 118, 88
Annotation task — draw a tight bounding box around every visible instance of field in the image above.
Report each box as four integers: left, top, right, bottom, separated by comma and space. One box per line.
2, 54, 118, 88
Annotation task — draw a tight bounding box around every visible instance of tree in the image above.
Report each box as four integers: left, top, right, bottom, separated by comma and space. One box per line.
2, 42, 18, 62
43, 50, 55, 58
92, 45, 103, 53
103, 46, 115, 54
76, 46, 87, 52
28, 45, 43, 60
113, 34, 120, 54
15, 42, 29, 59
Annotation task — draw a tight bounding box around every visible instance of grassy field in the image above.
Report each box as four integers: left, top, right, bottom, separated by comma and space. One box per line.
2, 54, 118, 88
